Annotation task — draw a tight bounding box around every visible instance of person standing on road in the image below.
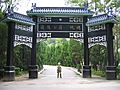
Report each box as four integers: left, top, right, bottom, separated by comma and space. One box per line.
57, 62, 62, 78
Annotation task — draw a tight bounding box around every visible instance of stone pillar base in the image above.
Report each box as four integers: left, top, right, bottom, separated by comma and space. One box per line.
29, 65, 38, 79
4, 66, 15, 81
82, 65, 91, 78
106, 66, 116, 80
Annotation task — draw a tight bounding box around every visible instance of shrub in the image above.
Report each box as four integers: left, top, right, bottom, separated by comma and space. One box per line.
92, 69, 105, 77
77, 64, 82, 73
15, 67, 23, 76
116, 64, 120, 79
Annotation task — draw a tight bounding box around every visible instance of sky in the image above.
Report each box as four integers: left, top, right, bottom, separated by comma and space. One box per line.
17, 0, 68, 14
15, 0, 119, 15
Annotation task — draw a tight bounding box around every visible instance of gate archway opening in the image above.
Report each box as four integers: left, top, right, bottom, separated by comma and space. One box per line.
13, 44, 31, 74
36, 38, 84, 71
89, 44, 107, 77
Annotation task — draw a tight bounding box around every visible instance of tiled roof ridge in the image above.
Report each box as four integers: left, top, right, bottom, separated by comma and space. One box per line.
89, 14, 116, 20
35, 7, 86, 9
86, 14, 118, 26
11, 12, 33, 22
27, 7, 94, 16
5, 12, 35, 25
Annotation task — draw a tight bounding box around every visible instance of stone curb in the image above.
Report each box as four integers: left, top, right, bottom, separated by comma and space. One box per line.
38, 68, 45, 74
69, 67, 82, 76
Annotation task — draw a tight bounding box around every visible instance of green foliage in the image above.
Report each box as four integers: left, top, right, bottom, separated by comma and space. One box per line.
116, 63, 120, 79
90, 45, 107, 71
15, 67, 23, 76
66, 0, 88, 7
36, 38, 84, 69
77, 64, 82, 72
66, 0, 120, 14
116, 65, 120, 74
113, 16, 120, 66
0, 11, 7, 68
36, 42, 46, 70
92, 69, 105, 77
14, 45, 31, 71
70, 39, 84, 67
0, 0, 22, 12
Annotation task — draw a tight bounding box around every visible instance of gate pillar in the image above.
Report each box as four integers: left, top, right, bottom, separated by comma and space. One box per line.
29, 16, 38, 79
82, 16, 91, 78
4, 22, 15, 81
106, 23, 116, 80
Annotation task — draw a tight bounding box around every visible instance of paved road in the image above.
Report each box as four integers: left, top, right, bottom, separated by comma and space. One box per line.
0, 65, 120, 90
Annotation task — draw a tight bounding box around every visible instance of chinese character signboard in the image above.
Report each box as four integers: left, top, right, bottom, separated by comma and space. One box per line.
88, 24, 107, 48
14, 23, 33, 48
37, 17, 83, 38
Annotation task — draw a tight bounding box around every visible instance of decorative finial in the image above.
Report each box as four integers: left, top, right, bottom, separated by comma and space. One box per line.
7, 5, 14, 15
110, 7, 113, 15
107, 7, 113, 16
32, 3, 36, 9
84, 2, 88, 10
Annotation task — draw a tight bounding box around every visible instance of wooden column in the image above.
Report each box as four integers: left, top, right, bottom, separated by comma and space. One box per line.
106, 23, 116, 80
29, 16, 38, 79
82, 16, 91, 78
4, 22, 15, 81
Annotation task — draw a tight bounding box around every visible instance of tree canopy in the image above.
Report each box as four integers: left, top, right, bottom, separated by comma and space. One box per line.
66, 0, 120, 14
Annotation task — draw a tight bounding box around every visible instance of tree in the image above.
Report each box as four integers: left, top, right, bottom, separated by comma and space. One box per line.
14, 45, 31, 70
36, 38, 83, 68
36, 42, 46, 70
66, 0, 120, 14
0, 10, 7, 69
0, 0, 22, 12
89, 45, 107, 71
69, 39, 84, 69
0, 22, 7, 68
113, 16, 120, 66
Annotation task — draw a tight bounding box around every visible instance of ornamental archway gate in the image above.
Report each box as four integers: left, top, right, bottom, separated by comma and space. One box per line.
3, 5, 117, 81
